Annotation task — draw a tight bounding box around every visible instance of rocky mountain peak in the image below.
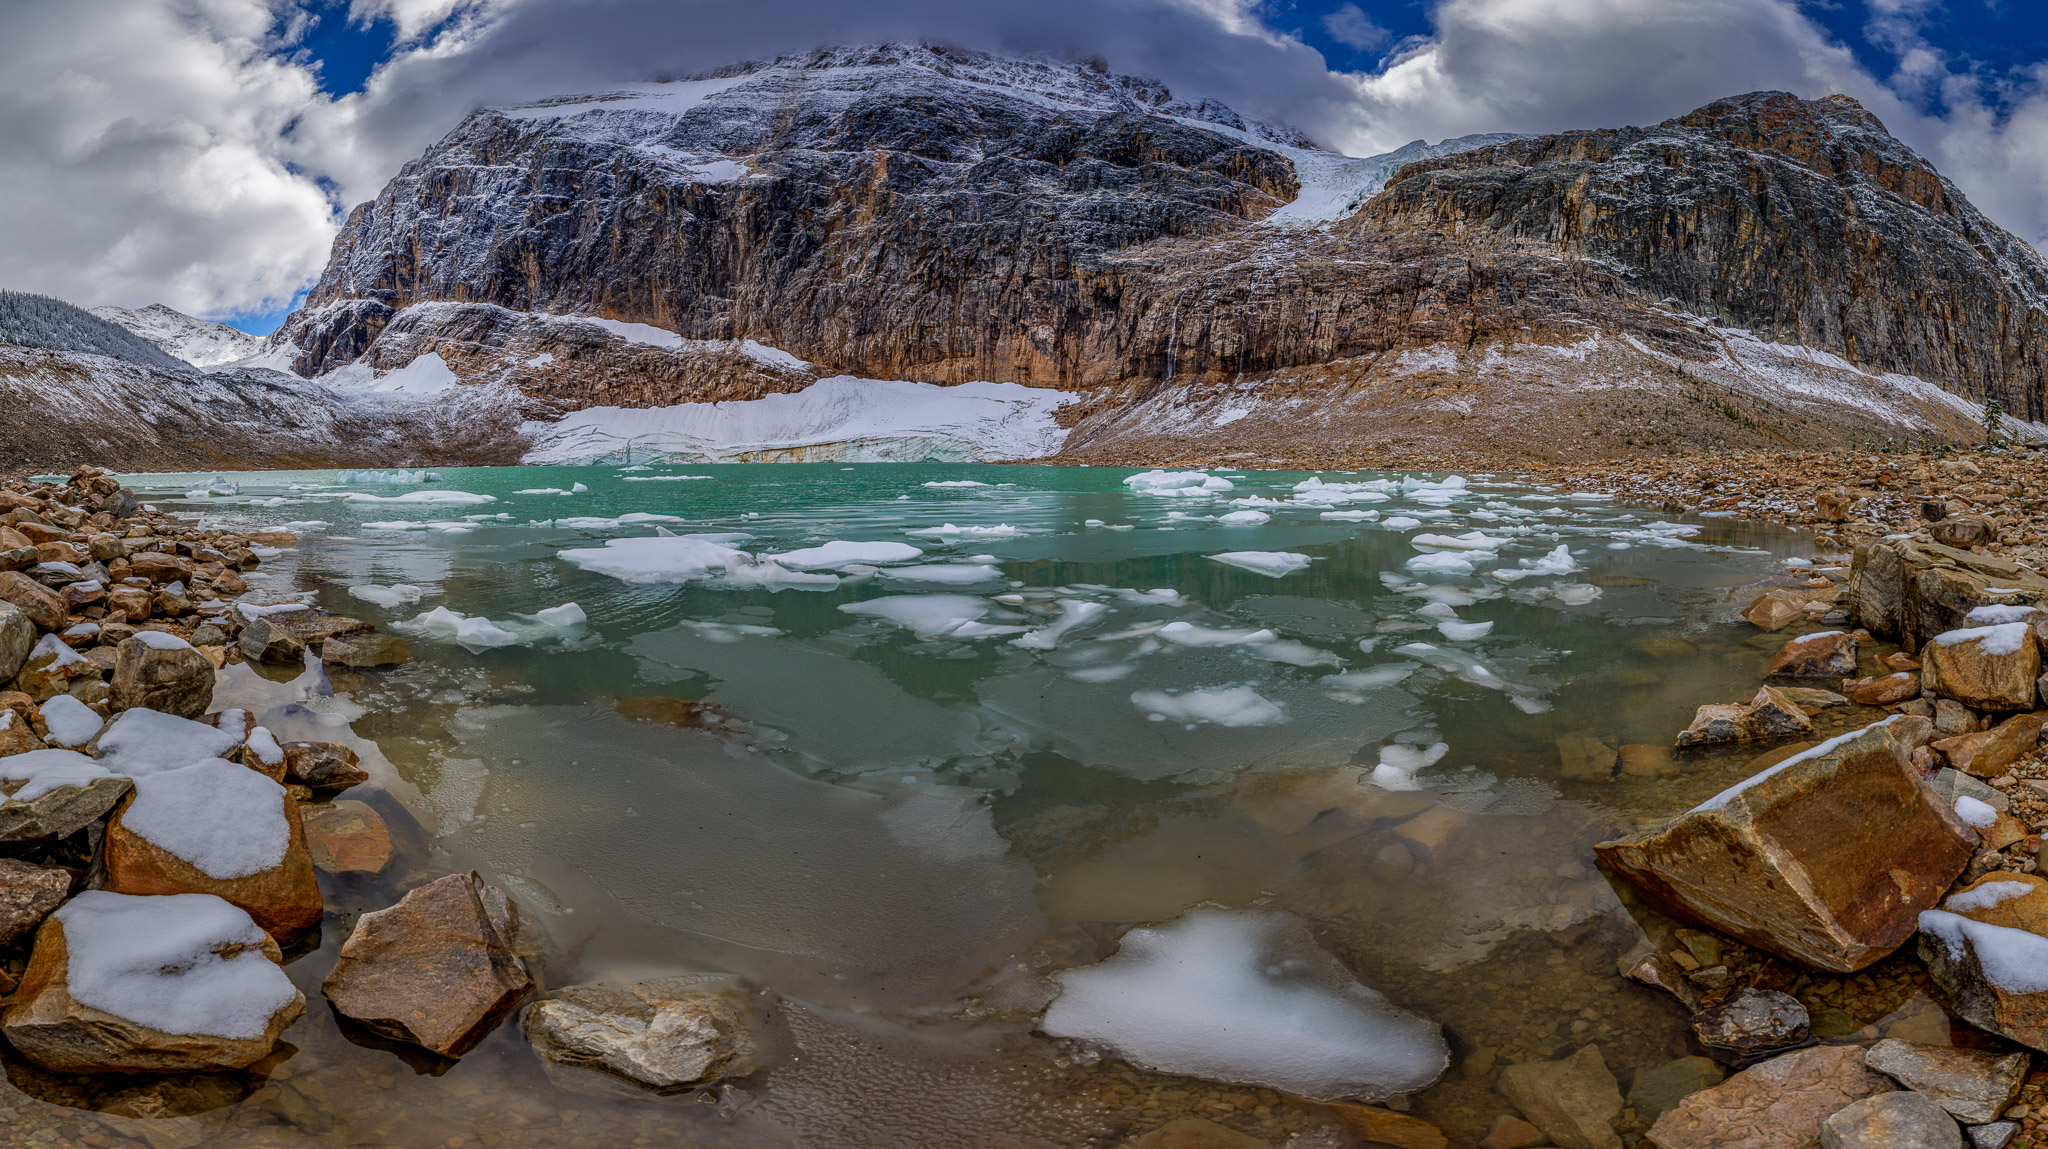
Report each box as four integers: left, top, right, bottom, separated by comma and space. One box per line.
1660, 90, 1956, 216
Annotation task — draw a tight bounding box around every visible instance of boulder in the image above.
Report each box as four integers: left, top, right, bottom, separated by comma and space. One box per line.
1744, 590, 1810, 631
0, 601, 33, 682
523, 976, 764, 1097
1922, 624, 2040, 711
126, 552, 193, 585
1674, 686, 1814, 748
1691, 989, 1811, 1062
1780, 687, 1851, 709
321, 631, 413, 668
0, 749, 130, 841
301, 800, 392, 875
1817, 488, 1857, 523
1496, 1044, 1623, 1149
1328, 1106, 1449, 1149
1850, 540, 2048, 648
0, 891, 302, 1073
0, 706, 44, 755
1932, 516, 1999, 550
1852, 672, 1924, 706
1820, 1092, 1962, 1149
109, 633, 214, 718
1970, 1123, 2017, 1149
1916, 872, 2048, 1051
1597, 720, 1976, 972
282, 741, 368, 790
1480, 1116, 1548, 1149
0, 857, 70, 946
1648, 1046, 1894, 1149
236, 617, 305, 664
322, 871, 536, 1057
0, 572, 66, 632
1936, 713, 2046, 778
1557, 733, 1618, 782
1936, 699, 1982, 735
264, 611, 372, 646
10, 634, 97, 701
1864, 1039, 2026, 1124
105, 585, 150, 622
102, 760, 324, 946
1769, 631, 1860, 678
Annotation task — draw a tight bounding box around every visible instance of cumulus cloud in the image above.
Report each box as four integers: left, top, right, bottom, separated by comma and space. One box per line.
0, 0, 2044, 319
0, 0, 337, 317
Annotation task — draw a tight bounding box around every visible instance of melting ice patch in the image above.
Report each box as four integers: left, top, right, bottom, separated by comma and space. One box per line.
1130, 686, 1286, 727
1125, 470, 1235, 497
840, 595, 1028, 639
770, 540, 924, 569
344, 490, 496, 505
1208, 552, 1313, 577
1041, 908, 1448, 1101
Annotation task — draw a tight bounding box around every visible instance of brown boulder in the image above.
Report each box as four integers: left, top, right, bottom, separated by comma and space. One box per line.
0, 891, 303, 1073
1932, 516, 1998, 549
1936, 713, 2046, 778
0, 706, 44, 755
1923, 624, 2041, 711
105, 585, 150, 622
102, 760, 324, 946
1816, 488, 1856, 523
109, 633, 215, 718
1851, 672, 1924, 706
1597, 720, 1976, 972
1863, 1038, 2027, 1124
301, 800, 392, 875
1767, 631, 1859, 678
10, 634, 98, 702
0, 857, 69, 946
264, 610, 372, 645
126, 552, 194, 585
1674, 686, 1813, 748
1743, 590, 1810, 631
322, 871, 536, 1057
237, 617, 306, 664
1916, 872, 2048, 1051
0, 751, 130, 841
1819, 1092, 1961, 1149
0, 572, 66, 632
282, 741, 368, 790
0, 601, 31, 683
1496, 1044, 1623, 1149
1647, 1046, 1892, 1149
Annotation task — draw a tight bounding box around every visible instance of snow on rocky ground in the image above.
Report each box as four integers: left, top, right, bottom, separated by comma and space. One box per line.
88, 304, 260, 369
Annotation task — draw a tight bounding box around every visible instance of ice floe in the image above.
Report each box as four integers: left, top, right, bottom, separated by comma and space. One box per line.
1130, 685, 1286, 727
1207, 552, 1313, 577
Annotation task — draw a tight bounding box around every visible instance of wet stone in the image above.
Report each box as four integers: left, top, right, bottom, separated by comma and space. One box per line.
1496, 1044, 1623, 1149
1863, 1039, 2026, 1125
1629, 1057, 1727, 1125
1691, 989, 1811, 1062
1648, 1046, 1893, 1149
1820, 1091, 1963, 1149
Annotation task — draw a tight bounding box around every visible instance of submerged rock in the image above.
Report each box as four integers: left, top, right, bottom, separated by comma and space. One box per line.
1744, 590, 1811, 631
320, 631, 412, 668
1039, 907, 1447, 1102
301, 800, 392, 875
1916, 872, 2048, 1051
1647, 1046, 1893, 1149
1691, 989, 1811, 1062
1496, 1044, 1623, 1149
1597, 720, 1975, 972
1863, 1039, 2026, 1125
523, 975, 764, 1097
1674, 686, 1813, 748
323, 871, 537, 1057
1, 891, 303, 1073
1628, 1057, 1726, 1125
1820, 1092, 1962, 1149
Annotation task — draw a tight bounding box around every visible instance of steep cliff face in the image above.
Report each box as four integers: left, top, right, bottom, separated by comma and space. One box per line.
274, 47, 2048, 462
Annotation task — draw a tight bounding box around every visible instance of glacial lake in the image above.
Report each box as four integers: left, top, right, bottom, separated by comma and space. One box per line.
10, 462, 1930, 1149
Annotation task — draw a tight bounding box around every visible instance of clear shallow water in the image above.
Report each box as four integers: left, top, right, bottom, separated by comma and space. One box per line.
6, 463, 1923, 1148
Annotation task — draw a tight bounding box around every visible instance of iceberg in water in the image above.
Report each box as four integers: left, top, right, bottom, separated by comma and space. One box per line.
1041, 908, 1448, 1101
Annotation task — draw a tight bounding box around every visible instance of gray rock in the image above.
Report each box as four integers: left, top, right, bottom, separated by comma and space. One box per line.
236, 617, 305, 664
109, 634, 213, 718
1820, 1091, 1962, 1149
1629, 1056, 1726, 1124
0, 858, 70, 946
0, 775, 130, 841
1865, 1040, 2025, 1124
523, 975, 764, 1097
1692, 989, 1812, 1061
1934, 769, 2010, 813
1497, 1043, 1623, 1149
1967, 1121, 2016, 1149
1936, 700, 1981, 736
0, 602, 32, 683
281, 742, 368, 790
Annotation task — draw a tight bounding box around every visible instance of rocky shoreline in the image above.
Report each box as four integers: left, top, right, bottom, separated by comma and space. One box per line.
3, 462, 2048, 1149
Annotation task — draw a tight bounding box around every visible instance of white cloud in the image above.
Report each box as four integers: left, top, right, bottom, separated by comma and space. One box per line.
1321, 4, 1391, 52
0, 0, 2043, 321
0, 0, 336, 316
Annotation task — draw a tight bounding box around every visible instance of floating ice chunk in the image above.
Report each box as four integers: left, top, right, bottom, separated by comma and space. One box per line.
922, 480, 991, 488
1405, 553, 1475, 575
124, 759, 291, 880
770, 541, 926, 569
1954, 795, 2000, 828
1207, 552, 1313, 577
235, 601, 307, 621
1321, 510, 1380, 521
1934, 623, 2033, 655
1042, 908, 1447, 1101
678, 620, 783, 643
1323, 665, 1417, 695
880, 564, 1006, 585
1157, 622, 1278, 647
1566, 491, 1614, 501
37, 696, 103, 749
53, 892, 300, 1040
1550, 584, 1603, 606
0, 748, 116, 801
1414, 603, 1459, 619
1217, 510, 1271, 525
409, 607, 522, 649
571, 483, 588, 493
361, 520, 476, 533
513, 488, 575, 496
95, 709, 242, 777
1253, 639, 1344, 668
901, 523, 1032, 540
1967, 605, 2039, 625
719, 554, 841, 591
1412, 532, 1509, 551
1130, 685, 1285, 727
839, 595, 1026, 639
535, 602, 587, 627
1382, 517, 1422, 529
1124, 470, 1234, 496
1013, 600, 1111, 650
553, 512, 690, 529
344, 490, 496, 504
558, 535, 747, 583
621, 475, 714, 482
1070, 664, 1135, 682
1437, 620, 1494, 641
1508, 545, 1579, 577
1946, 881, 2035, 912
347, 584, 427, 608
1919, 909, 2048, 994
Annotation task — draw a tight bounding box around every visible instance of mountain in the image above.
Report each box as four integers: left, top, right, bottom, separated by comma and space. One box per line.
262, 46, 2048, 464
0, 291, 191, 371
90, 304, 261, 369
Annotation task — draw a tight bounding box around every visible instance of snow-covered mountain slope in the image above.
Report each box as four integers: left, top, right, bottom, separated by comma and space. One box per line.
1, 291, 191, 371
90, 304, 260, 369
1261, 133, 1523, 226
